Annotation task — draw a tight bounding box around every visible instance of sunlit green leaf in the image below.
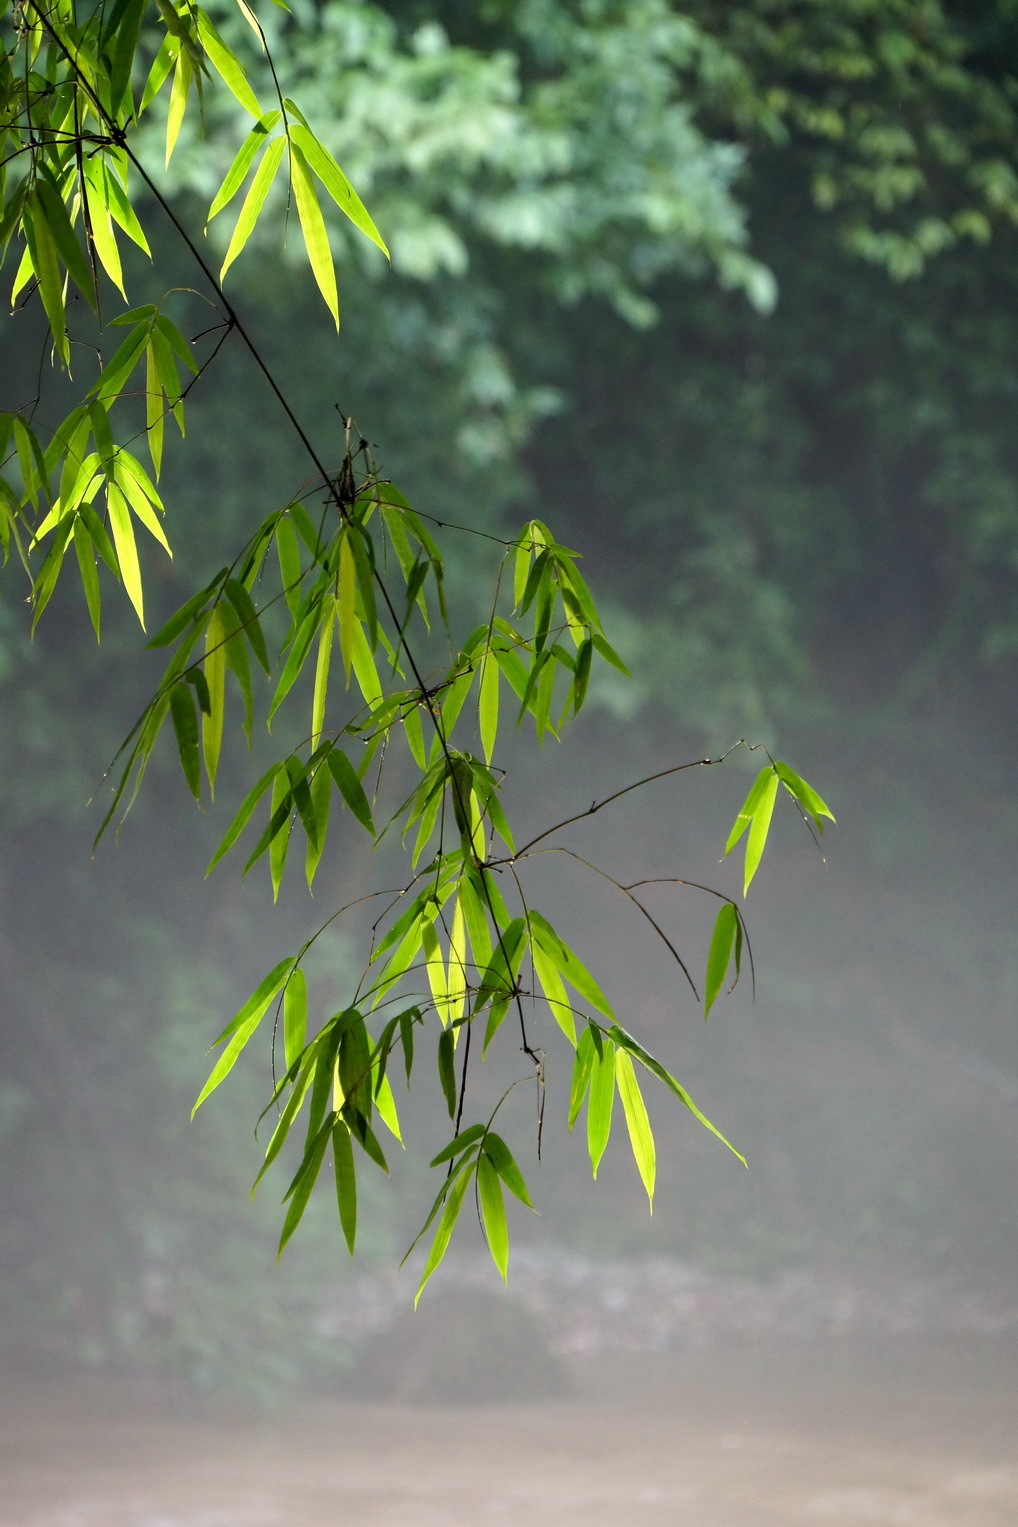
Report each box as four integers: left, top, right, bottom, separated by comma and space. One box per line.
220, 134, 286, 281
165, 46, 192, 168
415, 1159, 473, 1306
774, 761, 836, 831
609, 1025, 746, 1165
72, 517, 102, 638
587, 1037, 615, 1177
194, 956, 296, 1114
484, 1132, 534, 1207
195, 11, 263, 117
286, 119, 389, 257
278, 1113, 333, 1257
615, 1050, 655, 1207
283, 967, 307, 1071
202, 605, 227, 794
477, 1153, 509, 1283
724, 765, 774, 854
430, 1123, 485, 1167
569, 1025, 596, 1131
529, 911, 614, 1019
268, 767, 292, 901
289, 140, 339, 327
23, 192, 68, 365
207, 761, 281, 874
743, 768, 779, 894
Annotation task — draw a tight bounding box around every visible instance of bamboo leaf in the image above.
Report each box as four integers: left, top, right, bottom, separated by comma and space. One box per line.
568, 1025, 596, 1131
82, 170, 126, 294
587, 1038, 616, 1178
704, 901, 738, 1017
208, 117, 281, 223
774, 761, 836, 831
113, 452, 170, 553
283, 967, 307, 1070
202, 605, 227, 794
327, 745, 375, 834
743, 768, 779, 894
278, 1114, 333, 1257
165, 47, 192, 168
724, 765, 775, 854
145, 341, 164, 478
104, 480, 144, 625
477, 1153, 509, 1283
89, 321, 149, 405
446, 893, 467, 1025
609, 1025, 746, 1165
615, 1050, 655, 1207
430, 1123, 485, 1167
223, 576, 270, 673
414, 1159, 473, 1306
220, 134, 286, 281
423, 918, 450, 1026
305, 758, 331, 889
72, 517, 102, 639
289, 140, 339, 327
373, 1072, 403, 1143
590, 631, 630, 675
169, 681, 201, 800
195, 11, 263, 117
310, 595, 334, 747
252, 1046, 319, 1193
193, 956, 296, 1114
206, 761, 281, 873
88, 160, 151, 254
286, 120, 389, 257
337, 529, 356, 680
437, 1027, 457, 1117
478, 645, 499, 765
275, 513, 303, 615
531, 937, 576, 1045
332, 1120, 357, 1255
484, 1132, 534, 1207
34, 172, 95, 309
23, 192, 68, 365
268, 604, 319, 724
269, 766, 291, 900
529, 911, 614, 1019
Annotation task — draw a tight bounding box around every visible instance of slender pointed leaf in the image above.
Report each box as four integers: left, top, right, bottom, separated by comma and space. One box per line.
615, 1050, 655, 1207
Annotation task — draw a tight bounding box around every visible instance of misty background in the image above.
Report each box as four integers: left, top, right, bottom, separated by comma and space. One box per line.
3, 0, 1018, 1430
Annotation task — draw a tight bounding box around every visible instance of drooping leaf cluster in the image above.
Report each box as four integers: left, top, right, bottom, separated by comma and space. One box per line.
0, 0, 834, 1292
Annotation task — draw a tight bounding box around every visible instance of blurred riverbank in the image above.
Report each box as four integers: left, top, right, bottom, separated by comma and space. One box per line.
3, 1336, 1017, 1526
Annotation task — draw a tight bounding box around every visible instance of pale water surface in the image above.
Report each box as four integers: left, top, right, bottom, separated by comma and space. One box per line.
3, 1340, 1016, 1526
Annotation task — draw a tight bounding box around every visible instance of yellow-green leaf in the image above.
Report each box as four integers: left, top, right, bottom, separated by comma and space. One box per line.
478, 645, 499, 764
477, 1153, 509, 1283
220, 134, 286, 281
289, 140, 339, 327
165, 47, 192, 167
587, 1039, 615, 1177
286, 119, 388, 258
105, 479, 144, 626
615, 1050, 655, 1207
744, 768, 779, 894
283, 966, 307, 1070
202, 604, 227, 794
